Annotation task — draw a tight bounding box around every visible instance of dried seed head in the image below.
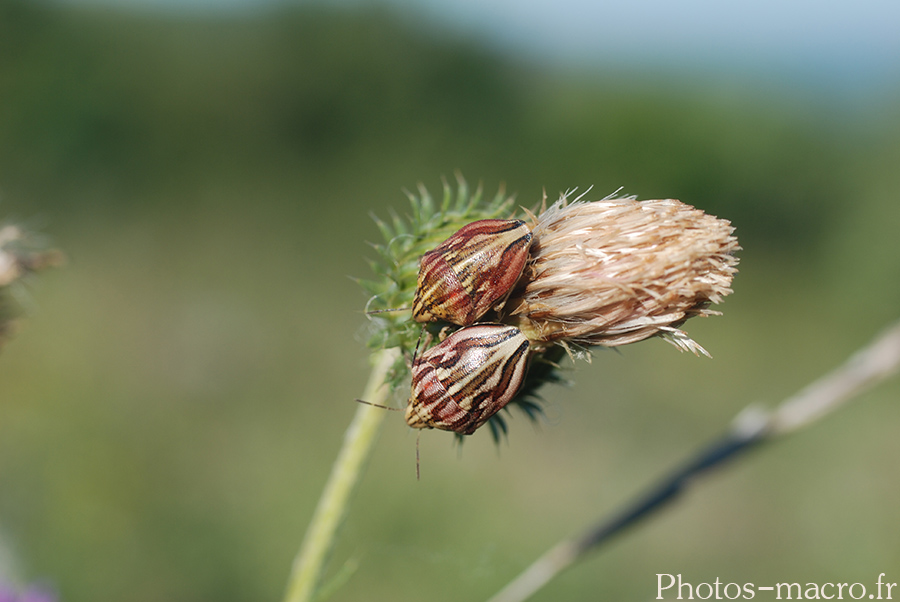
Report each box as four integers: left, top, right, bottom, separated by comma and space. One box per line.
506, 193, 740, 354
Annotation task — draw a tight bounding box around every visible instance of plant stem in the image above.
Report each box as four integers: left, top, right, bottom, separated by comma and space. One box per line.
486, 319, 900, 602
282, 347, 400, 602
485, 425, 768, 602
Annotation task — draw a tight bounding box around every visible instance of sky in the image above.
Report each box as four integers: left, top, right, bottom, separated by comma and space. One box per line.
54, 0, 900, 97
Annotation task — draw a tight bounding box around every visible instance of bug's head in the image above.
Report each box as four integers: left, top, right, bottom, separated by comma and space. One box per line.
404, 402, 431, 430
410, 250, 472, 325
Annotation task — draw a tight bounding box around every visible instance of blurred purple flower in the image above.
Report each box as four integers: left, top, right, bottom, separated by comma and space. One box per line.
21, 587, 56, 602
0, 584, 56, 602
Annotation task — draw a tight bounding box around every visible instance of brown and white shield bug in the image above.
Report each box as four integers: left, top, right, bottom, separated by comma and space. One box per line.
405, 324, 531, 435
411, 219, 532, 325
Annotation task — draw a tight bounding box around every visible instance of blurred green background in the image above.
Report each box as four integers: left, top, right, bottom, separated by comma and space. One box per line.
1, 0, 899, 600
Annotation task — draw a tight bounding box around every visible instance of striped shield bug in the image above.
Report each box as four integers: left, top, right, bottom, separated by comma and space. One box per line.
411, 219, 533, 325
404, 323, 531, 435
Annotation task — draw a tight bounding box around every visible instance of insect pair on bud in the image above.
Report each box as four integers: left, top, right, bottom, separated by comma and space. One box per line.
405, 219, 536, 436
364, 191, 741, 446
364, 218, 536, 439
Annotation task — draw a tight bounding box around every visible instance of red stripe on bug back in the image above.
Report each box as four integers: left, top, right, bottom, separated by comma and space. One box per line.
447, 223, 532, 321
478, 232, 531, 296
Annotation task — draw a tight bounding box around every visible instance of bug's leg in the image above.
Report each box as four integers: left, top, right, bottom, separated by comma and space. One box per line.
415, 431, 421, 481
410, 324, 433, 366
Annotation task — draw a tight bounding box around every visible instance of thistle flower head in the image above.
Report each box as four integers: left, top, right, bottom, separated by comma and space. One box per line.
361, 180, 739, 440
506, 192, 740, 355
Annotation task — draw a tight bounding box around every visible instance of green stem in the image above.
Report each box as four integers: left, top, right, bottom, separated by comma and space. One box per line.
282, 347, 400, 602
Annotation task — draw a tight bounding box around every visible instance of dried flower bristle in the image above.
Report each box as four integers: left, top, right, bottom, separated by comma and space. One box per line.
0, 223, 65, 351
0, 226, 64, 286
506, 193, 740, 355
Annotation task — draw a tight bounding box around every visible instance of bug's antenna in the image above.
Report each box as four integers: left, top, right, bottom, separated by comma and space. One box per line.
366, 307, 411, 315
364, 295, 411, 318
355, 399, 403, 411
